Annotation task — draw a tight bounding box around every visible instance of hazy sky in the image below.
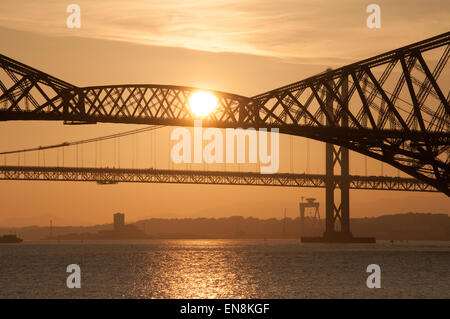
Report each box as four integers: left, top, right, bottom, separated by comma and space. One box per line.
1, 0, 449, 64
0, 1, 449, 226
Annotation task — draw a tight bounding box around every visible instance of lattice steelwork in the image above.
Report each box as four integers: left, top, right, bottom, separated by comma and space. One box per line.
0, 166, 437, 192
0, 32, 449, 194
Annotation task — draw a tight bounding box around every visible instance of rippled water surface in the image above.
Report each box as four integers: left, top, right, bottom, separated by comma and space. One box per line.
0, 239, 448, 298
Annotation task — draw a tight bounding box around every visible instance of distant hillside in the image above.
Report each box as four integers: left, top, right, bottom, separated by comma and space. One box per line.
351, 213, 450, 241
1, 213, 448, 241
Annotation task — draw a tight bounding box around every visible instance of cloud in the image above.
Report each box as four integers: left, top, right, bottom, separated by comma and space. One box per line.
0, 0, 448, 64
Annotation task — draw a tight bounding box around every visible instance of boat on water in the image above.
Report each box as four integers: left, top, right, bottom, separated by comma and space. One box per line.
0, 234, 23, 243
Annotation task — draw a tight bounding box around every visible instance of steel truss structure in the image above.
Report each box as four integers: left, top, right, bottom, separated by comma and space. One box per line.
0, 32, 449, 195
0, 166, 437, 192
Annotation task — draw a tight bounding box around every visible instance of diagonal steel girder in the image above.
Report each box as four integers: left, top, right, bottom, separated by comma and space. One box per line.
0, 32, 449, 195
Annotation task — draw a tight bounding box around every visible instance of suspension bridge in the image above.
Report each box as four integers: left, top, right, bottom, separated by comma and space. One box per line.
0, 31, 448, 242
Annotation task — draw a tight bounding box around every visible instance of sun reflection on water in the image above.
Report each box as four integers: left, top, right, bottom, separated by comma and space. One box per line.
130, 240, 258, 298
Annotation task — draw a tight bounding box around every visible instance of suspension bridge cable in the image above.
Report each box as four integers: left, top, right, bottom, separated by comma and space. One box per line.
0, 125, 165, 156
306, 138, 310, 174
290, 135, 293, 173
365, 156, 368, 176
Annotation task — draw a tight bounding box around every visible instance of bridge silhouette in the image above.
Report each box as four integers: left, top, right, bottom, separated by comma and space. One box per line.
0, 166, 436, 192
0, 32, 448, 242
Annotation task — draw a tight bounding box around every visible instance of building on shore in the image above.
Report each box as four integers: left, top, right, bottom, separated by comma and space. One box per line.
113, 213, 125, 231
96, 212, 151, 239
42, 212, 152, 240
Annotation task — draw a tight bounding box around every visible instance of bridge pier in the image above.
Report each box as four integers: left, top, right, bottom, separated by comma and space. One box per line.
301, 142, 375, 243
301, 73, 375, 243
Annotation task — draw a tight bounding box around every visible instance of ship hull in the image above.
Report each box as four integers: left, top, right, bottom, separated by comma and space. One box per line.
0, 236, 23, 243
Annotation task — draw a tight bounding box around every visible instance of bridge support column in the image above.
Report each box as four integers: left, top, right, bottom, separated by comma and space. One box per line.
302, 73, 375, 243
321, 143, 354, 241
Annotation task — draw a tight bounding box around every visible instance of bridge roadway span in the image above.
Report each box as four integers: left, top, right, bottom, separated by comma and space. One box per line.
0, 32, 449, 195
0, 165, 437, 192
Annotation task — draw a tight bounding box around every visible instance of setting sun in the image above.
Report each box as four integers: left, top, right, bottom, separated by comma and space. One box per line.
189, 91, 217, 117
0, 0, 448, 304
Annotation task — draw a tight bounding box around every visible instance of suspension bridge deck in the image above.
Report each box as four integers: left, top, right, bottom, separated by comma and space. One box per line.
0, 165, 437, 192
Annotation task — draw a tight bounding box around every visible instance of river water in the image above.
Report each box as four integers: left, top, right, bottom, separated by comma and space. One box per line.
0, 239, 448, 298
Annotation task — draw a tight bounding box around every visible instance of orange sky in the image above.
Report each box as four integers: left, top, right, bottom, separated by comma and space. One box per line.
0, 1, 449, 226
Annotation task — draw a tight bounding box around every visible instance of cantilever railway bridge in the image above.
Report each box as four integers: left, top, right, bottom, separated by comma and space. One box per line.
1, 32, 449, 241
